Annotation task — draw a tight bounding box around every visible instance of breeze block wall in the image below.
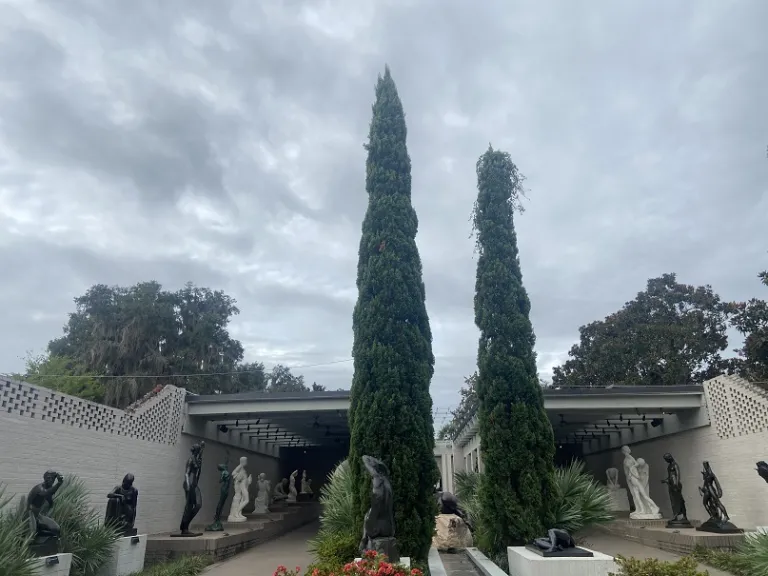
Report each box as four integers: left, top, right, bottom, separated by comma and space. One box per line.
584, 375, 768, 529
0, 377, 280, 534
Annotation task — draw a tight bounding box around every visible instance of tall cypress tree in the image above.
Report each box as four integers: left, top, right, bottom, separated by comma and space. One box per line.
348, 66, 437, 560
472, 146, 556, 550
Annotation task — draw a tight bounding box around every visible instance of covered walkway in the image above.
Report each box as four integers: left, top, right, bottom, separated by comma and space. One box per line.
202, 521, 319, 576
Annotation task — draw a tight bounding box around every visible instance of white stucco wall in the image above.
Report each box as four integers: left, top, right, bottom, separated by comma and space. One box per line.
0, 379, 280, 534
583, 376, 768, 530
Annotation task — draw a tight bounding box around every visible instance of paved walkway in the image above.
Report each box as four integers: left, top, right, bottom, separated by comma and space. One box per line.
201, 522, 732, 576
202, 522, 319, 576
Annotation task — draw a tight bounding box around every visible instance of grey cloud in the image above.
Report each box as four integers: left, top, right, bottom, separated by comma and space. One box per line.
0, 0, 766, 407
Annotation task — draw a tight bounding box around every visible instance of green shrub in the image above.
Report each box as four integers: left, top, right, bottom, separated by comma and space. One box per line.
692, 545, 750, 576
553, 461, 614, 534
48, 475, 121, 576
311, 531, 359, 565
738, 531, 768, 576
127, 555, 212, 576
611, 555, 708, 576
308, 460, 359, 564
0, 483, 37, 576
454, 461, 613, 558
693, 532, 768, 576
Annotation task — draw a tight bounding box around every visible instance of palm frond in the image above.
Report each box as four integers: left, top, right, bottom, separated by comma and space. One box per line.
738, 531, 768, 576
47, 475, 121, 576
552, 461, 613, 534
0, 483, 37, 576
308, 460, 359, 561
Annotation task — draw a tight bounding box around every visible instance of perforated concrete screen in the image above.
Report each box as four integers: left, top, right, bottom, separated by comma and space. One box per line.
704, 375, 768, 439
0, 378, 186, 445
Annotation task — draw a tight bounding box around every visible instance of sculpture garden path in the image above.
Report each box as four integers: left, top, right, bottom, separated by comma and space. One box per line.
200, 522, 729, 576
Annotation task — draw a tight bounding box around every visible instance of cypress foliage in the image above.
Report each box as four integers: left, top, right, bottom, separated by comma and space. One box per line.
348, 66, 437, 561
472, 146, 557, 550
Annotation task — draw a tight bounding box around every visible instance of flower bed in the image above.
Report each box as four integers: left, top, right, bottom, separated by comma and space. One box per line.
277, 550, 422, 576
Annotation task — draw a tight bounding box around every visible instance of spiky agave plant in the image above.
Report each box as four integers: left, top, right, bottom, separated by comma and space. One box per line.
552, 461, 613, 534
308, 460, 359, 563
738, 531, 768, 576
47, 475, 121, 576
0, 483, 37, 576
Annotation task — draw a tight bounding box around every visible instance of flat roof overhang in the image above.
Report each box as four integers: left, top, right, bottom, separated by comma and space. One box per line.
454, 385, 706, 447
185, 390, 351, 447
185, 385, 706, 448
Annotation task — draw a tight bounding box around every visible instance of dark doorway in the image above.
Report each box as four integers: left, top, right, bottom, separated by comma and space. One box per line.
555, 442, 583, 467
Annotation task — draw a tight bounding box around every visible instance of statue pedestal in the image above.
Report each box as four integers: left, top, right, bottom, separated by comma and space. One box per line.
629, 511, 663, 520
508, 546, 617, 576
696, 519, 743, 534
607, 488, 630, 512
28, 553, 73, 576
97, 534, 147, 576
667, 518, 693, 529
364, 537, 400, 564
30, 537, 60, 558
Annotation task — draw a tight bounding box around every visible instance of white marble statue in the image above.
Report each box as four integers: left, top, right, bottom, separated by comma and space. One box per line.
300, 470, 313, 495
606, 467, 630, 511
606, 468, 620, 489
227, 457, 252, 522
621, 445, 661, 519
287, 470, 298, 502
253, 473, 270, 514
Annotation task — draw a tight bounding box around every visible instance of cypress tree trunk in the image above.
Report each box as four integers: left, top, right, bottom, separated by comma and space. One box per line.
348, 66, 438, 561
472, 146, 556, 549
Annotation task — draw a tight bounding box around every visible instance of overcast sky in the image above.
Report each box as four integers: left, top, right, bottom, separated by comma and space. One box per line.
1, 0, 766, 422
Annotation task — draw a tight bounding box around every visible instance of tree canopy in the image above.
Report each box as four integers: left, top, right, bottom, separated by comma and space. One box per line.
726, 270, 768, 381
348, 66, 438, 560
472, 146, 556, 548
27, 281, 314, 406
437, 373, 477, 440
552, 274, 730, 387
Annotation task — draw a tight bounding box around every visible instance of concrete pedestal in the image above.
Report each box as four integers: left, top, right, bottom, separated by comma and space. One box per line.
98, 534, 147, 576
607, 488, 630, 512
29, 553, 73, 576
508, 546, 617, 576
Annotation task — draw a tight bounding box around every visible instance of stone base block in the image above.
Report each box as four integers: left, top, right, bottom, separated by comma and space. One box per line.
146, 503, 321, 566
597, 519, 743, 555
607, 488, 630, 512
355, 557, 411, 569
98, 534, 147, 576
508, 546, 617, 576
629, 511, 663, 520
29, 553, 73, 576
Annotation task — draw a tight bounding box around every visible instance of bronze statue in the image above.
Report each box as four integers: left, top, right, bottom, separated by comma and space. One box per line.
176, 442, 205, 537
757, 461, 768, 484
436, 490, 473, 530
360, 455, 398, 562
273, 478, 289, 502
26, 471, 64, 554
531, 529, 576, 553
661, 453, 691, 527
528, 528, 593, 558
105, 473, 139, 536
205, 463, 231, 532
696, 461, 741, 534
